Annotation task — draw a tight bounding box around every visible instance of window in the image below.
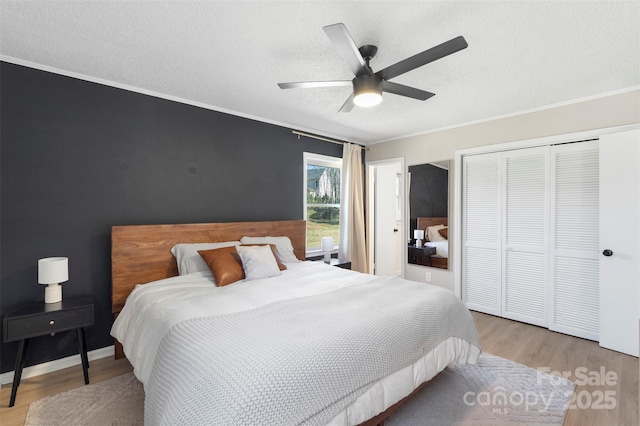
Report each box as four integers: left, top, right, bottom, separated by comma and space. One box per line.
303, 153, 341, 253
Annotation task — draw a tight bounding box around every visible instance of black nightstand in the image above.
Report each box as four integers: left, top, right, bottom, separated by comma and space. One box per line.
315, 258, 352, 270
3, 296, 94, 407
408, 245, 437, 266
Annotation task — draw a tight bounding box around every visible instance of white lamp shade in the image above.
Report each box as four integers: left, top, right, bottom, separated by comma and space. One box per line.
414, 229, 425, 240
38, 257, 69, 284
321, 237, 335, 252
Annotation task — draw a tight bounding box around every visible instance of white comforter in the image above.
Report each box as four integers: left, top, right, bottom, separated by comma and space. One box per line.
112, 262, 479, 425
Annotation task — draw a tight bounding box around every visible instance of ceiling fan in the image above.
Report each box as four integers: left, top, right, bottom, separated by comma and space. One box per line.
278, 23, 468, 112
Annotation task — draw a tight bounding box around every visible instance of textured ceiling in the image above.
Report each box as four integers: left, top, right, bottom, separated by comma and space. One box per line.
1, 1, 639, 145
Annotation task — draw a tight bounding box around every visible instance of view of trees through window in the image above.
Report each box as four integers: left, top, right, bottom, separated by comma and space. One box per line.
306, 162, 341, 250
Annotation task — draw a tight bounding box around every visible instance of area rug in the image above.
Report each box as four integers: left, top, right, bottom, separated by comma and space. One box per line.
24, 372, 143, 426
386, 354, 575, 425
25, 354, 574, 425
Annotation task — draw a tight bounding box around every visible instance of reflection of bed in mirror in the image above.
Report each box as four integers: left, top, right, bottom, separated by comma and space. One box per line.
417, 216, 448, 269
408, 161, 449, 270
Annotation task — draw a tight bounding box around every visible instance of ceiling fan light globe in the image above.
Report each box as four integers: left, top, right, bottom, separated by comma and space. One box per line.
353, 92, 382, 107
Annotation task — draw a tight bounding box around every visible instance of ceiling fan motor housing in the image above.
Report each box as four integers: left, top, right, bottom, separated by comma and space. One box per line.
353, 74, 383, 107
353, 74, 383, 95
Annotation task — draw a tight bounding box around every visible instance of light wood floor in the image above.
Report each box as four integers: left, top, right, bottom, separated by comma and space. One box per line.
0, 312, 637, 425
473, 312, 638, 426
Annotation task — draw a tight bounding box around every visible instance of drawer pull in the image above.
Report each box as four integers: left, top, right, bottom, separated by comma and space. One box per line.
49, 320, 55, 326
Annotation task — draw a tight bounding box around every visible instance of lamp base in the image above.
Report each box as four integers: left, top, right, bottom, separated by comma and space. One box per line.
45, 284, 62, 304
416, 239, 423, 248
324, 252, 331, 264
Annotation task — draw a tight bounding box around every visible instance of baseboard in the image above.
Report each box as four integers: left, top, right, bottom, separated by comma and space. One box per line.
1, 345, 114, 385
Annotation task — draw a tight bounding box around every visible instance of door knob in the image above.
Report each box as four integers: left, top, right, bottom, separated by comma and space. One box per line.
393, 228, 398, 233
602, 249, 613, 257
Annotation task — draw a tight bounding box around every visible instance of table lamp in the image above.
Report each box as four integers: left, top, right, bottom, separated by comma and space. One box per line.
321, 237, 334, 263
38, 257, 68, 303
414, 229, 425, 248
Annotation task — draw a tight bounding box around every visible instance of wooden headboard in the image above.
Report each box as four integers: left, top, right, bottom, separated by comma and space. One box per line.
417, 216, 448, 231
111, 220, 306, 316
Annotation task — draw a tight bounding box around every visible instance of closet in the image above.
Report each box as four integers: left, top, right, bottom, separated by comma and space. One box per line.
457, 127, 639, 356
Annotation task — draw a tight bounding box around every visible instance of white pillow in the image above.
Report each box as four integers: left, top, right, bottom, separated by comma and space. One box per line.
240, 236, 300, 263
236, 245, 281, 281
171, 241, 241, 275
426, 225, 447, 242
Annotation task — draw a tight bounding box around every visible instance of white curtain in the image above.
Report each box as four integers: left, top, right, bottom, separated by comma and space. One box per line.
338, 143, 368, 273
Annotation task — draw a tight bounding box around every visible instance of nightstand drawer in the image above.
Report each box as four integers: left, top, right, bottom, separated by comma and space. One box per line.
4, 306, 93, 342
423, 246, 437, 255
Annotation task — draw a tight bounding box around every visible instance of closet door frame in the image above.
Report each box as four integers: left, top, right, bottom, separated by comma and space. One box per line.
453, 123, 639, 299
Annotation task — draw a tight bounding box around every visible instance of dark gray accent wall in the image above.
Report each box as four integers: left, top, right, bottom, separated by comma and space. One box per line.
408, 163, 448, 236
0, 62, 343, 373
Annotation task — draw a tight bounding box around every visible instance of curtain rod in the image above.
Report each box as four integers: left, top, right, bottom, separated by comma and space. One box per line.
292, 130, 367, 149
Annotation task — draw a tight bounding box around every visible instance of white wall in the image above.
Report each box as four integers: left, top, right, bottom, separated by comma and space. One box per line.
367, 88, 640, 292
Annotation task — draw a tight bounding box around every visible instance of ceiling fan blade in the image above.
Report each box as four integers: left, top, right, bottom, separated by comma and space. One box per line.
323, 23, 371, 76
382, 81, 435, 101
338, 94, 355, 112
278, 81, 352, 89
377, 36, 468, 80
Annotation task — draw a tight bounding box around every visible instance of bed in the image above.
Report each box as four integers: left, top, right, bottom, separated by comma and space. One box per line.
417, 217, 449, 269
111, 220, 479, 425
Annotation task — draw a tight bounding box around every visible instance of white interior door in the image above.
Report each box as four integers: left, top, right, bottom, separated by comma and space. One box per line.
599, 129, 640, 356
373, 162, 403, 276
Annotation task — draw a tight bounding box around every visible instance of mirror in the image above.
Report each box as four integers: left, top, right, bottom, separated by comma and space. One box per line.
407, 161, 449, 269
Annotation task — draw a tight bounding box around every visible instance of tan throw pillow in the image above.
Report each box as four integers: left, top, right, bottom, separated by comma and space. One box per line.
438, 227, 448, 239
426, 224, 447, 242
198, 246, 244, 286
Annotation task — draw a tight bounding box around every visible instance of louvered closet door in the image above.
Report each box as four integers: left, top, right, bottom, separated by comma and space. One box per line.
502, 147, 549, 327
462, 152, 501, 315
549, 141, 599, 341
